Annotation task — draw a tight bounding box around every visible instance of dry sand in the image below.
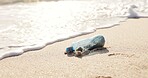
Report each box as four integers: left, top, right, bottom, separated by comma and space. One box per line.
0, 18, 148, 78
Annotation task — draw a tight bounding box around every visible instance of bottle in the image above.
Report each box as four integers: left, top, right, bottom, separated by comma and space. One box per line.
71, 35, 105, 52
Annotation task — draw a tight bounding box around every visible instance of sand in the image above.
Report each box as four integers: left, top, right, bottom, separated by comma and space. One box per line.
0, 18, 148, 78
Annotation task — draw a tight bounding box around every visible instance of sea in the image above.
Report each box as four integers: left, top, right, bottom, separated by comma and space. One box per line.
0, 0, 148, 59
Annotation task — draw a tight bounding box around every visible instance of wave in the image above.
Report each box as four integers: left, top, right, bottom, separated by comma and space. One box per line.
0, 0, 148, 60
0, 0, 60, 5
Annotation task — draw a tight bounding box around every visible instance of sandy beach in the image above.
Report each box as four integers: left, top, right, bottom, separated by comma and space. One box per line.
0, 18, 148, 78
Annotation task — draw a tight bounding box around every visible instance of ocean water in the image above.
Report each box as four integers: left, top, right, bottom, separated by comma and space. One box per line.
0, 0, 148, 59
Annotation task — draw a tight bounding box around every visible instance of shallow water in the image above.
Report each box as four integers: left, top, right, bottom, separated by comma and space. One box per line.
0, 0, 148, 59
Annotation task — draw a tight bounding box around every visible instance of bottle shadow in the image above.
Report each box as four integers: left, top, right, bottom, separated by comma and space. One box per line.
80, 47, 109, 58
66, 47, 109, 58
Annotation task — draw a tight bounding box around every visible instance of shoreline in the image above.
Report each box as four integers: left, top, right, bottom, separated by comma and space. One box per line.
0, 18, 148, 78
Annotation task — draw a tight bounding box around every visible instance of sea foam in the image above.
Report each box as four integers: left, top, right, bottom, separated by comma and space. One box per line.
0, 0, 148, 60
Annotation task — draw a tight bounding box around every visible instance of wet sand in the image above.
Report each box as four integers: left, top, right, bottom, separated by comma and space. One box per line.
0, 18, 148, 78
